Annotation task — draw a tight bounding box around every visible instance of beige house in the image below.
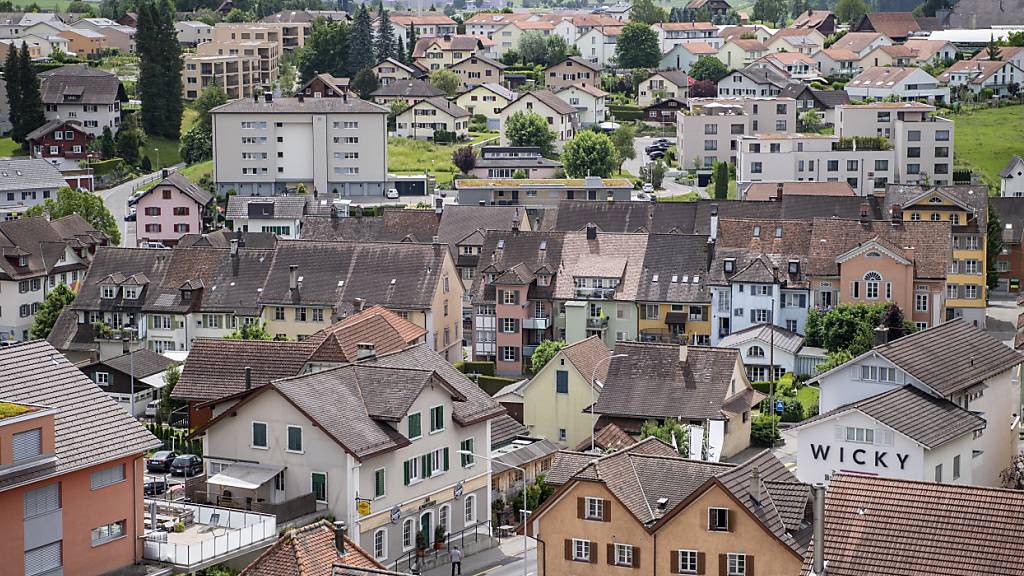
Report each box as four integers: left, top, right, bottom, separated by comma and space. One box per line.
412, 34, 485, 71
545, 57, 602, 91
449, 53, 505, 89
637, 70, 689, 108
71, 18, 135, 52
196, 39, 280, 88
456, 83, 516, 121
491, 20, 553, 59
500, 90, 579, 149
59, 28, 106, 57
717, 38, 768, 69
556, 84, 608, 127
764, 27, 825, 55
183, 53, 259, 100
395, 96, 471, 140
677, 96, 797, 168
371, 57, 423, 86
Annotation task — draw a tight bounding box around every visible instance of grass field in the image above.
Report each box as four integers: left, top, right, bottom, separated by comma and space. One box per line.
0, 137, 23, 157
952, 104, 1024, 190
796, 385, 820, 418
388, 137, 459, 187
181, 159, 212, 182
142, 135, 182, 170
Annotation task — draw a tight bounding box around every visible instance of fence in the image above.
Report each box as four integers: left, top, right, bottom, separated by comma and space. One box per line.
194, 491, 318, 524
142, 499, 277, 569
394, 520, 492, 574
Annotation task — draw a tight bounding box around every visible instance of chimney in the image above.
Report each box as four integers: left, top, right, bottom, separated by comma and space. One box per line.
333, 520, 347, 555
709, 204, 719, 242
356, 342, 376, 360
354, 297, 365, 311
512, 218, 520, 234
230, 238, 239, 257
859, 202, 870, 224
891, 202, 902, 224
873, 325, 889, 347
244, 366, 252, 390
435, 197, 444, 214
297, 92, 305, 103
749, 466, 762, 505
678, 345, 688, 363
289, 265, 298, 290
812, 483, 826, 576
264, 91, 273, 103
775, 182, 784, 201
586, 224, 597, 240
343, 91, 348, 103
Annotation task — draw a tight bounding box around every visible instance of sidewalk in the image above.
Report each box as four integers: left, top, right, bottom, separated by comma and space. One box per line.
421, 536, 536, 576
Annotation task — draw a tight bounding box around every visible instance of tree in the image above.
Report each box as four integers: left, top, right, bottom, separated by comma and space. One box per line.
790, 0, 810, 18
4, 44, 21, 139
614, 23, 660, 69
499, 48, 520, 66
630, 0, 667, 24
116, 113, 145, 167
451, 145, 477, 174
137, 0, 183, 139
530, 339, 565, 373
804, 303, 914, 356
713, 161, 729, 199
192, 85, 228, 132
159, 363, 184, 418
815, 349, 854, 373
504, 110, 555, 156
639, 160, 666, 188
689, 55, 729, 82
375, 8, 397, 61
609, 125, 635, 175
545, 34, 571, 67
405, 19, 418, 66
689, 78, 717, 97
25, 187, 121, 245
988, 201, 1004, 292
29, 284, 76, 340
1007, 31, 1024, 47
562, 131, 617, 178
352, 68, 380, 100
428, 68, 460, 97
518, 31, 549, 66
752, 0, 786, 25
799, 109, 822, 133
100, 126, 116, 158
751, 414, 780, 447
297, 18, 349, 81
12, 43, 45, 143
835, 0, 868, 25
225, 322, 273, 340
347, 4, 375, 77
639, 418, 688, 454
179, 123, 212, 164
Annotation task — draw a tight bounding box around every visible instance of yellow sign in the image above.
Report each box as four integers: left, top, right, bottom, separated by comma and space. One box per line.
357, 500, 371, 516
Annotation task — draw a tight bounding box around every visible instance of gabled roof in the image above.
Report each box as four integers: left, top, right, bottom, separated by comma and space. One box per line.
301, 72, 350, 97
91, 348, 175, 380
553, 232, 648, 301
792, 9, 832, 28
490, 414, 528, 449
507, 89, 578, 116
0, 214, 105, 281
855, 11, 919, 40
670, 40, 717, 54
807, 218, 950, 279
830, 31, 887, 54
1000, 155, 1024, 179
25, 118, 90, 142
818, 47, 860, 62
547, 56, 602, 72
718, 323, 805, 355
374, 56, 422, 77
471, 230, 565, 303
733, 66, 791, 89
227, 195, 306, 221
40, 64, 126, 105
301, 209, 439, 242
575, 422, 636, 452
370, 78, 444, 99
0, 341, 160, 492
413, 96, 470, 118
412, 34, 482, 58
559, 335, 612, 384
636, 233, 710, 303
451, 52, 506, 70
142, 171, 212, 206
649, 69, 688, 87
0, 157, 68, 194
241, 519, 384, 576
939, 59, 1019, 84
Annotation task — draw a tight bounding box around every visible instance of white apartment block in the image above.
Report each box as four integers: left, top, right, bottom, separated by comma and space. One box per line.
211, 94, 388, 198
835, 102, 955, 187
676, 97, 797, 168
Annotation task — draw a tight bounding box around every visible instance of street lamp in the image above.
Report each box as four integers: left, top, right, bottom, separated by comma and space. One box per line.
458, 450, 529, 576
153, 148, 160, 171
590, 354, 628, 453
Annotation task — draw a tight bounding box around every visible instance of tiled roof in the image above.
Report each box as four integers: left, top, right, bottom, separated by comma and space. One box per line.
547, 56, 602, 72
792, 9, 832, 28
873, 319, 1024, 396
807, 218, 951, 279
241, 519, 385, 576
553, 232, 648, 301
47, 307, 98, 354
713, 449, 806, 552
69, 247, 170, 311
307, 305, 427, 363
735, 65, 791, 89
435, 205, 526, 254
471, 230, 565, 303
511, 89, 578, 116
412, 34, 483, 58
0, 158, 69, 193
848, 66, 927, 88
938, 59, 1013, 84
651, 69, 688, 87
999, 155, 1024, 179
884, 184, 988, 227
0, 341, 160, 492
417, 96, 470, 118
801, 473, 1024, 576
856, 11, 919, 39
560, 335, 612, 384
743, 181, 855, 200
490, 414, 528, 449
990, 196, 1024, 243
718, 323, 805, 355
300, 209, 440, 242
674, 41, 717, 54
143, 171, 212, 206
819, 47, 860, 61
176, 230, 278, 249
95, 348, 175, 379
729, 38, 767, 51
594, 343, 747, 421
175, 338, 316, 402
212, 95, 387, 114
40, 64, 126, 105
545, 450, 594, 486
227, 195, 307, 220
575, 422, 636, 452
493, 438, 561, 473
389, 12, 456, 26
903, 38, 953, 61
0, 214, 103, 281
830, 31, 886, 54
636, 233, 710, 303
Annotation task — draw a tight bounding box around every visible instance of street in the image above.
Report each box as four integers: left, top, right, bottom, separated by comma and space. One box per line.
96, 168, 174, 247
627, 136, 706, 199
422, 536, 536, 576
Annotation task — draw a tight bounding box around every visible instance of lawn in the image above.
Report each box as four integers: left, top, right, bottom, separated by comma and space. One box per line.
388, 137, 459, 186
658, 192, 700, 202
0, 137, 23, 157
796, 384, 820, 419
952, 104, 1024, 190
181, 159, 212, 182
142, 135, 182, 170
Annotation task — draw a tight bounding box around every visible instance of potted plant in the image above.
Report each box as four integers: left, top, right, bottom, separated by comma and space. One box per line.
415, 531, 427, 556
433, 525, 447, 550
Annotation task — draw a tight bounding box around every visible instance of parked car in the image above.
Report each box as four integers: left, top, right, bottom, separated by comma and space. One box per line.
654, 138, 671, 146
143, 478, 168, 496
146, 450, 178, 473
127, 190, 146, 206
170, 454, 203, 477
125, 208, 136, 222
144, 399, 159, 418
142, 242, 170, 249
386, 188, 400, 199
648, 150, 666, 160
642, 183, 654, 193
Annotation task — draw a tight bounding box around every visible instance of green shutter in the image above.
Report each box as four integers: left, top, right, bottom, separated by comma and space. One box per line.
422, 454, 430, 477
404, 460, 411, 486
443, 447, 449, 471
408, 413, 420, 438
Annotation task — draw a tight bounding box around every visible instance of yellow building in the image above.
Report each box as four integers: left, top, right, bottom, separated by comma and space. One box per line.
886, 185, 988, 327
492, 336, 611, 449
637, 302, 711, 345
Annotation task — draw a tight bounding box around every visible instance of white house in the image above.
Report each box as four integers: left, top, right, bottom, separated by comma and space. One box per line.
555, 83, 608, 127
717, 323, 825, 380
395, 97, 471, 141
637, 69, 689, 108
575, 26, 620, 68
500, 90, 579, 149
716, 67, 790, 97
808, 319, 1023, 487
845, 67, 950, 104
658, 41, 717, 72
938, 60, 1024, 98
1001, 155, 1024, 197
226, 195, 306, 238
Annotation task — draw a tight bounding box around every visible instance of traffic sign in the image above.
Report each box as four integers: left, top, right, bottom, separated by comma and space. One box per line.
775, 400, 785, 413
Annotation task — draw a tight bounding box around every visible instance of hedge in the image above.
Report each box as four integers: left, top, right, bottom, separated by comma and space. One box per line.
456, 360, 496, 376
88, 158, 127, 175
475, 375, 519, 396
609, 105, 642, 121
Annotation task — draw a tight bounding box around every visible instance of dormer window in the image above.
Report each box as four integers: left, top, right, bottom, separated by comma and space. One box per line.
18, 256, 27, 267
788, 260, 799, 274
123, 286, 139, 300
537, 273, 550, 287
181, 289, 193, 302
724, 259, 735, 273
101, 285, 117, 299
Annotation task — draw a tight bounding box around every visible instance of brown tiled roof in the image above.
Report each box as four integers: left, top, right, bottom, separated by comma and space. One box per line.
872, 319, 1024, 396
46, 307, 98, 354
301, 209, 440, 242
435, 205, 526, 253
547, 56, 602, 72
510, 89, 578, 116
729, 38, 766, 51
792, 10, 832, 28
594, 343, 746, 421
0, 341, 160, 491
417, 96, 471, 118
490, 414, 528, 449
175, 338, 316, 402
177, 230, 278, 249
830, 31, 886, 54
904, 38, 954, 61
819, 47, 860, 61
561, 335, 612, 384
801, 473, 1024, 576
713, 449, 806, 552
847, 66, 924, 87
493, 438, 561, 473
806, 218, 951, 280
40, 64, 126, 105
389, 12, 456, 26
69, 247, 171, 312
553, 232, 648, 301
307, 305, 426, 363
412, 34, 482, 58
636, 233, 710, 303
651, 69, 689, 88
96, 348, 175, 379
0, 215, 103, 281
762, 480, 811, 533
241, 519, 385, 576
575, 422, 636, 452
938, 59, 1012, 84
471, 230, 565, 304
744, 181, 855, 201
143, 171, 212, 206
970, 45, 1024, 63
855, 11, 919, 39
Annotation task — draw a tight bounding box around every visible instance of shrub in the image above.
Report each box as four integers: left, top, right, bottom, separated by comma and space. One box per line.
751, 414, 781, 447
458, 361, 496, 376
779, 398, 804, 423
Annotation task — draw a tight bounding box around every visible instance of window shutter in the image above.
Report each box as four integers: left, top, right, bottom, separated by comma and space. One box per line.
780, 297, 786, 308
12, 428, 42, 462
727, 509, 735, 531
589, 541, 598, 563
671, 551, 680, 574
607, 543, 615, 565
749, 309, 754, 323
633, 547, 640, 569
707, 507, 714, 530
403, 461, 410, 485
577, 497, 585, 519
746, 555, 754, 576
422, 454, 430, 477
799, 294, 807, 308
443, 447, 449, 471
603, 500, 612, 522
697, 552, 706, 575
718, 554, 727, 576
564, 539, 572, 561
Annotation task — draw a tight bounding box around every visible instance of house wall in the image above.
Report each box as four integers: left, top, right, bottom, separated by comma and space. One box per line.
396, 102, 470, 140
43, 102, 120, 138
450, 57, 503, 88
135, 184, 205, 246
574, 30, 615, 68
837, 249, 915, 316
494, 283, 527, 376
965, 368, 1020, 486
457, 87, 511, 119
372, 61, 415, 86
556, 87, 605, 126
637, 76, 686, 108
59, 30, 106, 56
29, 127, 92, 160
658, 46, 702, 72
545, 60, 599, 91
430, 252, 463, 363
636, 303, 711, 345
523, 349, 602, 448
500, 96, 577, 148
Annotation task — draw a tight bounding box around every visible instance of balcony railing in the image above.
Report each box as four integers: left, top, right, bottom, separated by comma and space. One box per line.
586, 317, 609, 329
522, 317, 550, 330
574, 287, 616, 300
143, 499, 276, 571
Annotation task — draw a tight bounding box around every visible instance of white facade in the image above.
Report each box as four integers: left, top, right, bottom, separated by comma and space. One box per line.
175, 21, 214, 45
555, 85, 606, 126
575, 28, 616, 67
845, 67, 950, 104
43, 101, 121, 137
0, 254, 87, 343
677, 97, 797, 168
1001, 156, 1024, 197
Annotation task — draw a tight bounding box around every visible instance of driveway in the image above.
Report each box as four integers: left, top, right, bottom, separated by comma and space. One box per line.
986, 292, 1019, 346
97, 167, 179, 247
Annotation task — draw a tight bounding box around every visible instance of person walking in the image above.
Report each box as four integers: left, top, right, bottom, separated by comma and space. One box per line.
450, 546, 463, 576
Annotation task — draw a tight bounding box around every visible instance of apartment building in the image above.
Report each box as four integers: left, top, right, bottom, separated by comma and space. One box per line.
211, 94, 388, 198
0, 341, 160, 576
653, 21, 721, 51
455, 178, 632, 209
456, 83, 516, 126
226, 195, 306, 238
58, 28, 106, 57
574, 25, 621, 68
134, 170, 214, 247
182, 53, 259, 100
196, 38, 280, 88
835, 102, 955, 187
71, 17, 135, 52
677, 97, 797, 168
387, 12, 458, 46
191, 344, 503, 569
40, 65, 126, 137
175, 20, 213, 45
939, 59, 1024, 97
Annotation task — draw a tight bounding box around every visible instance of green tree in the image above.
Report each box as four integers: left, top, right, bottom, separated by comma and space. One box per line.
688, 55, 729, 82
562, 130, 617, 178
790, 0, 810, 18
835, 0, 868, 25
639, 418, 688, 454
518, 31, 549, 66
4, 44, 22, 139
347, 4, 375, 76
29, 284, 76, 340
192, 85, 228, 131
99, 126, 116, 158
988, 201, 1004, 292
224, 8, 250, 22
25, 187, 121, 245
713, 161, 728, 199
428, 68, 460, 97
751, 414, 780, 447
986, 36, 1001, 61
609, 125, 635, 174
499, 48, 520, 66
375, 8, 398, 61
752, 0, 787, 25
614, 22, 660, 69
504, 110, 555, 156
12, 43, 45, 143
352, 68, 380, 99
799, 109, 822, 133
137, 0, 183, 139
116, 113, 145, 167
804, 303, 914, 356
815, 350, 854, 373
629, 0, 667, 24
530, 339, 565, 373
159, 363, 184, 418
545, 34, 571, 67
225, 322, 273, 340
179, 123, 212, 164
405, 16, 418, 66
639, 160, 666, 188
452, 145, 477, 174
297, 18, 349, 81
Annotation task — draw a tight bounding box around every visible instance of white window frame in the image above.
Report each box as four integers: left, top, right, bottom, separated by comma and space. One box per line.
614, 543, 633, 567
464, 493, 477, 525
678, 549, 698, 573
91, 520, 126, 546
727, 553, 746, 576
846, 426, 875, 444
286, 425, 304, 454
251, 421, 268, 449
572, 538, 591, 561
311, 471, 328, 504
95, 372, 110, 385
402, 518, 415, 551
584, 496, 604, 521
708, 507, 729, 531
373, 528, 388, 560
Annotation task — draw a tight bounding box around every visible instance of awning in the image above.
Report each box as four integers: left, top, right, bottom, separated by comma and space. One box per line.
665, 312, 688, 325
207, 463, 284, 490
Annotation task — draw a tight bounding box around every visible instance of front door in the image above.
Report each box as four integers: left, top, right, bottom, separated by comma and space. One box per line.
420, 511, 433, 546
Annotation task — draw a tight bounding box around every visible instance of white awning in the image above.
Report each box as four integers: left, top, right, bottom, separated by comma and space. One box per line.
207, 463, 284, 490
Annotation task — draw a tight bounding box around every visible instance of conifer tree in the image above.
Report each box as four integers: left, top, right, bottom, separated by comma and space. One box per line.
375, 9, 397, 62
13, 43, 45, 143
347, 5, 374, 76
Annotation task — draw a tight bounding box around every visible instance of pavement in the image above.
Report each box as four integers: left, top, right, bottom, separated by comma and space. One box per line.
627, 136, 706, 200
422, 536, 536, 576
985, 292, 1018, 346
96, 166, 182, 247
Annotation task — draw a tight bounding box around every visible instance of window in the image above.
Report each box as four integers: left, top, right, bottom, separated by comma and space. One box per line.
827, 160, 839, 172
12, 428, 42, 462
953, 455, 961, 480
173, 206, 190, 216
173, 224, 190, 233
775, 120, 786, 131
25, 541, 62, 576
708, 507, 729, 531
252, 422, 268, 448
556, 370, 569, 394
935, 463, 943, 482
965, 284, 979, 299
860, 365, 897, 382
460, 438, 475, 467
144, 207, 161, 216
571, 538, 591, 562
501, 318, 518, 333
752, 309, 769, 323
373, 528, 387, 560
374, 468, 386, 498
748, 345, 765, 357
704, 139, 717, 151
91, 520, 126, 546
585, 497, 604, 520
311, 472, 327, 503
24, 483, 60, 519
407, 412, 422, 439
403, 518, 415, 550
296, 308, 307, 322
90, 463, 126, 490
776, 103, 787, 114
915, 292, 928, 312
750, 162, 762, 174
287, 425, 303, 452
846, 426, 875, 444
559, 428, 567, 441
95, 372, 110, 385
123, 286, 138, 299
936, 130, 950, 141
865, 272, 881, 299
614, 543, 633, 567
786, 319, 798, 332
439, 503, 450, 537
727, 553, 746, 576
677, 550, 698, 574
101, 285, 117, 299
501, 346, 518, 362
465, 494, 477, 524
312, 308, 324, 322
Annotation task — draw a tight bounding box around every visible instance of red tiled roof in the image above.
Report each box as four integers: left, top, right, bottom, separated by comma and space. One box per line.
241, 520, 385, 576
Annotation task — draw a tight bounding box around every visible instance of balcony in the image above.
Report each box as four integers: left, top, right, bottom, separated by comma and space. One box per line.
522, 317, 550, 330
574, 287, 617, 300
523, 344, 538, 357
586, 317, 609, 330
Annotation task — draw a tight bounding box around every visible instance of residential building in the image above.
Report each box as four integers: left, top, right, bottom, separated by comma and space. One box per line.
716, 38, 768, 69
853, 11, 920, 42
456, 178, 631, 209
370, 79, 445, 107
395, 97, 471, 141
71, 17, 135, 52
456, 83, 516, 128
386, 13, 457, 46
716, 67, 790, 97
468, 146, 562, 179
939, 59, 1024, 97
182, 52, 259, 100
780, 84, 850, 125
634, 233, 712, 346
860, 44, 916, 68
490, 20, 553, 59
298, 72, 349, 98
135, 170, 214, 247
195, 38, 280, 88
490, 437, 559, 501
80, 348, 175, 417
0, 341, 161, 576
463, 12, 532, 37
652, 21, 721, 51
677, 97, 797, 168
1000, 155, 1024, 197
412, 34, 485, 71
190, 344, 503, 568
58, 28, 106, 57
969, 45, 1024, 69
0, 215, 105, 343
527, 443, 807, 576
903, 38, 958, 65
637, 69, 688, 108
742, 181, 856, 201
39, 65, 126, 137
574, 25, 622, 68
500, 90, 579, 149
261, 10, 347, 51
658, 41, 717, 72
211, 94, 388, 198
642, 98, 687, 124
240, 519, 389, 576
555, 83, 608, 127
449, 53, 505, 89
829, 31, 892, 58
26, 119, 93, 160
0, 158, 81, 216
764, 27, 825, 55
719, 24, 773, 43
751, 52, 819, 82
804, 473, 1024, 576
175, 20, 213, 45
792, 9, 836, 35
810, 319, 1023, 486
227, 195, 306, 238
718, 323, 826, 380
371, 57, 423, 87
845, 67, 950, 104
814, 48, 862, 77
544, 57, 602, 91
990, 196, 1024, 291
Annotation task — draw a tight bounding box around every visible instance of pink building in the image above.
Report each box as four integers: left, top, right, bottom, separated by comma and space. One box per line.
135, 170, 213, 247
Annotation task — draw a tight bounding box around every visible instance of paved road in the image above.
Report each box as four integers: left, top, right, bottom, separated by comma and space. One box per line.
627, 136, 707, 200
422, 536, 536, 576
985, 293, 1018, 346
96, 168, 177, 247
